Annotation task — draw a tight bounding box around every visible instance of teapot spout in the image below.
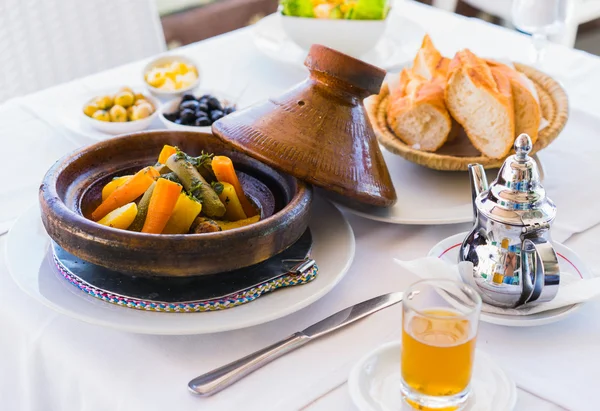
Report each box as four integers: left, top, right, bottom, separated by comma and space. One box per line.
468, 163, 488, 221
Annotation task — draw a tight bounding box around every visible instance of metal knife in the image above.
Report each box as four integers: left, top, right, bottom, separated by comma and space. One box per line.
188, 291, 404, 396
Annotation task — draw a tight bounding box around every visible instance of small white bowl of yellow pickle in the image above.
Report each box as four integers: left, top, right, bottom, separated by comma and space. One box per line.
142, 55, 200, 98
81, 86, 160, 135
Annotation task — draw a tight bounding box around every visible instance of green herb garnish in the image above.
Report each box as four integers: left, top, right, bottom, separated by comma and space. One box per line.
178, 149, 213, 168
190, 180, 203, 194
161, 172, 182, 185
211, 181, 224, 195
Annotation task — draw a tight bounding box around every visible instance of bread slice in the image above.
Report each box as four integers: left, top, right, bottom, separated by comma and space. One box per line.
445, 50, 515, 159
387, 72, 452, 152
413, 35, 443, 80
486, 60, 541, 144
436, 57, 450, 79
412, 35, 449, 81
390, 67, 420, 99
386, 36, 453, 152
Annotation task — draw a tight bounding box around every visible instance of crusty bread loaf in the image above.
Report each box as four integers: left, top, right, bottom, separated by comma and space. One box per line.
391, 67, 422, 99
413, 35, 442, 80
486, 60, 541, 144
412, 35, 450, 81
386, 36, 452, 152
436, 57, 450, 79
388, 70, 452, 152
445, 50, 515, 159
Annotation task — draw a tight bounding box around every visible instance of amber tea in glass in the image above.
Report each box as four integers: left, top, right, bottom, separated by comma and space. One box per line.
401, 280, 481, 410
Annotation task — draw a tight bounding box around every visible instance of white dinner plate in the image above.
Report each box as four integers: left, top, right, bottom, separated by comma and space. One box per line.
5, 196, 355, 335
428, 232, 593, 327
348, 341, 517, 411
252, 12, 425, 71
337, 149, 545, 225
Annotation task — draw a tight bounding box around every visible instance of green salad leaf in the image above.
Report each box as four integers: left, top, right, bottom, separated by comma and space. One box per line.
329, 5, 343, 19
281, 0, 315, 17
280, 0, 388, 20
349, 0, 388, 20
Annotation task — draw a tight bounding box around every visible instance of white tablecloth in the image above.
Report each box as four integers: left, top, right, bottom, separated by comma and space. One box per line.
2, 2, 600, 410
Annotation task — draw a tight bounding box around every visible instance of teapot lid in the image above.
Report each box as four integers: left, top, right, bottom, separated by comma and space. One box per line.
476, 134, 556, 226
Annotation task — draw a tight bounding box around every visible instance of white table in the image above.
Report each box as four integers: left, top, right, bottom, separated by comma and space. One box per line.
2, 2, 599, 410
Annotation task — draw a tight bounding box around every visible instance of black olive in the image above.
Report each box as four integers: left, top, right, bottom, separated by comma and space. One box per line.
210, 110, 224, 122
207, 97, 223, 111
197, 103, 209, 113
181, 94, 196, 102
195, 116, 211, 127
174, 118, 183, 124
164, 112, 178, 122
223, 106, 236, 115
180, 108, 196, 124
180, 100, 200, 111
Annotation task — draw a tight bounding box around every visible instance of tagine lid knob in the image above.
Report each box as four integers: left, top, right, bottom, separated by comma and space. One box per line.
477, 133, 556, 225
304, 45, 386, 96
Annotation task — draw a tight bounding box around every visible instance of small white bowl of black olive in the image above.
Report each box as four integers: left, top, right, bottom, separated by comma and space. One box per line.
159, 92, 237, 132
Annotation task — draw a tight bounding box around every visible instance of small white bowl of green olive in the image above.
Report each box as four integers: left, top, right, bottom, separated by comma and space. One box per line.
81, 87, 161, 135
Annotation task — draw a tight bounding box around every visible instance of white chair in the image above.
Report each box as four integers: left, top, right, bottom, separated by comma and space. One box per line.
431, 0, 600, 48
0, 0, 166, 103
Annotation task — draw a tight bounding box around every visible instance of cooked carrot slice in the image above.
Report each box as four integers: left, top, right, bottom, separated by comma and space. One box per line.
141, 178, 183, 234
211, 156, 257, 217
158, 145, 177, 164
91, 167, 158, 221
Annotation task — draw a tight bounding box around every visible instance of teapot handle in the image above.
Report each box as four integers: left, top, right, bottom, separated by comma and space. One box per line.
520, 234, 560, 305
467, 164, 488, 223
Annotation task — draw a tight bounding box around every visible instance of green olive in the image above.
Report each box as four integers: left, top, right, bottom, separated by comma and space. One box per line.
119, 86, 135, 95
132, 103, 153, 120
114, 92, 135, 108
83, 101, 99, 117
109, 105, 128, 122
92, 110, 110, 122
96, 95, 114, 110
127, 106, 135, 121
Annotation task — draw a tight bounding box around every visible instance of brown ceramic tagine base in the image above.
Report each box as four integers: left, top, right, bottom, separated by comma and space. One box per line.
39, 130, 312, 277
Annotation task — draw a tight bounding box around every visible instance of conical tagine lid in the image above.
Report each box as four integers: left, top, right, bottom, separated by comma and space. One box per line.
212, 44, 397, 207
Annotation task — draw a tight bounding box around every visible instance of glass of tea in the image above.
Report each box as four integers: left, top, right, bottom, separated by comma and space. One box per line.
401, 279, 482, 410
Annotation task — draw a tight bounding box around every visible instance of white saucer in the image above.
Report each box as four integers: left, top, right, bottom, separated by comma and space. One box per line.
337, 149, 545, 225
5, 196, 355, 335
428, 232, 593, 327
349, 341, 517, 411
252, 12, 425, 71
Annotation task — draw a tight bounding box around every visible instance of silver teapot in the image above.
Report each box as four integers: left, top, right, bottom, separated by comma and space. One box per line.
459, 134, 560, 308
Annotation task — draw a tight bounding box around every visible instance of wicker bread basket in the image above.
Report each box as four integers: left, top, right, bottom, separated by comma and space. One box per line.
367, 63, 569, 171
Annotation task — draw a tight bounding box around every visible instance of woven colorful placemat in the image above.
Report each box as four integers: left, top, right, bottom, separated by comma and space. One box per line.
53, 253, 318, 313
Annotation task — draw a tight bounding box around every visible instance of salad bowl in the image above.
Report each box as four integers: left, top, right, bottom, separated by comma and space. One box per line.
39, 130, 312, 277
279, 0, 390, 58
281, 14, 388, 57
